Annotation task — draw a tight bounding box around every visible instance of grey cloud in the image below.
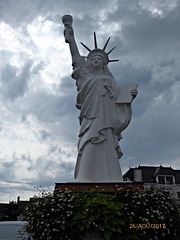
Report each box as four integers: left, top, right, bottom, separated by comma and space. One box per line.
0, 61, 32, 100
121, 95, 180, 167
121, 11, 180, 54
31, 61, 46, 75
19, 81, 79, 142
58, 75, 76, 92
21, 113, 27, 122
24, 90, 76, 122
48, 145, 58, 154
60, 161, 74, 172
101, 1, 180, 68
58, 148, 66, 154
47, 144, 73, 159
17, 150, 74, 183
0, 0, 108, 28
39, 129, 50, 140
28, 157, 74, 185
0, 0, 62, 27
139, 0, 178, 15
0, 158, 16, 182
0, 120, 3, 131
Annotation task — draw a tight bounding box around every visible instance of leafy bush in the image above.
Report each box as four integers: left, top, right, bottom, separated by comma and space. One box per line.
22, 186, 180, 240
72, 189, 137, 240
117, 185, 180, 240
24, 187, 74, 240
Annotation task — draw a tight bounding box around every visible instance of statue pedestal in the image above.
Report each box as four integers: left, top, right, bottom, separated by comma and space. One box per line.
54, 182, 143, 193
54, 182, 143, 240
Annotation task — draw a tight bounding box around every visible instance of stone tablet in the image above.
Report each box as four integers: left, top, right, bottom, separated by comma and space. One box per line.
116, 83, 138, 103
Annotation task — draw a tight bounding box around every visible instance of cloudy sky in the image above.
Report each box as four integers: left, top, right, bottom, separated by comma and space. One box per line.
0, 0, 180, 202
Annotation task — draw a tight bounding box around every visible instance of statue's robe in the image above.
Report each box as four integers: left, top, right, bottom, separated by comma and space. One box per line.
72, 56, 132, 182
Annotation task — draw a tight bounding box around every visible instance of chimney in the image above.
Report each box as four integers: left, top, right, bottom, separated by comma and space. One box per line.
17, 196, 20, 203
134, 169, 142, 182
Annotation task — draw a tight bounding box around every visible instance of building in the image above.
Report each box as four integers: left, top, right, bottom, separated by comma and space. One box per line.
123, 165, 180, 199
0, 196, 30, 221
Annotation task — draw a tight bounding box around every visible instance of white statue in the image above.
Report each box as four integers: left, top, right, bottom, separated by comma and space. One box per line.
62, 15, 138, 182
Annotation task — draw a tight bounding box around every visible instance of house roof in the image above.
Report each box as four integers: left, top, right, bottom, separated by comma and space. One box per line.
123, 165, 180, 184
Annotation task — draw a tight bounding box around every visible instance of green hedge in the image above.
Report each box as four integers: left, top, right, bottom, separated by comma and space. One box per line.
22, 186, 180, 240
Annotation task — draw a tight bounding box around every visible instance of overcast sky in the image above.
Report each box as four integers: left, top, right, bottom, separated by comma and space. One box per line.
0, 0, 180, 202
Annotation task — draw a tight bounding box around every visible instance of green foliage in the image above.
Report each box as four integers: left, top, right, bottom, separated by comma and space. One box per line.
22, 186, 180, 240
72, 189, 134, 240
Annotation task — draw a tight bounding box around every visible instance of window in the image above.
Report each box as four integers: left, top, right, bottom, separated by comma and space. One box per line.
176, 192, 180, 199
166, 176, 173, 185
123, 177, 131, 181
158, 176, 165, 184
157, 175, 174, 185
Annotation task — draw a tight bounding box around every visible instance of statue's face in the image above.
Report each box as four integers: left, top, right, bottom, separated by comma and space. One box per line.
91, 55, 104, 69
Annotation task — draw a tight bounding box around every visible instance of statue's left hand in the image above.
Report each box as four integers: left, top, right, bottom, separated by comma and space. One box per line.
131, 89, 138, 99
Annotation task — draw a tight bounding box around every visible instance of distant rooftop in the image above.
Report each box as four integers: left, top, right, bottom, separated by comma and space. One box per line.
123, 165, 180, 184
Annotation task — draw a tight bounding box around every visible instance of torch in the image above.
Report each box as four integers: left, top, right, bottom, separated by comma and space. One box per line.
62, 15, 73, 43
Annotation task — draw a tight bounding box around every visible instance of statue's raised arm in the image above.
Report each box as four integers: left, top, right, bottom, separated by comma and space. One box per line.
62, 15, 81, 64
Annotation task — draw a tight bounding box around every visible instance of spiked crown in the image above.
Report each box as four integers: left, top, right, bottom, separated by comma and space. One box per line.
81, 32, 119, 64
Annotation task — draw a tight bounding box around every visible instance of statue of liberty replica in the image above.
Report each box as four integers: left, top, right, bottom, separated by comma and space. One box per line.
62, 15, 137, 182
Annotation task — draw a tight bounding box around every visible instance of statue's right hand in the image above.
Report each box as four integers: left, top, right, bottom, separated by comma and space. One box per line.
64, 24, 74, 43
64, 24, 74, 35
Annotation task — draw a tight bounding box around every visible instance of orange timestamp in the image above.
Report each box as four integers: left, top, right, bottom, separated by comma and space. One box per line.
129, 223, 166, 229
